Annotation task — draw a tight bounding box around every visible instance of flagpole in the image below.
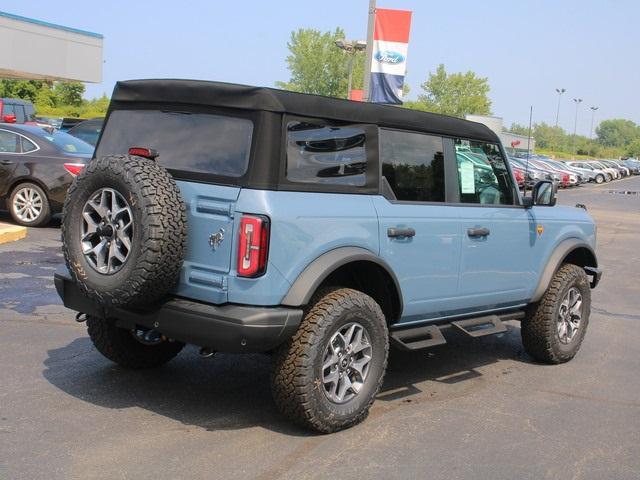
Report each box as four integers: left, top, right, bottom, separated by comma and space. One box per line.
362, 0, 376, 102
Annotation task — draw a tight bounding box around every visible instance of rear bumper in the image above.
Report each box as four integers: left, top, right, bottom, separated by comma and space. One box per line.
54, 273, 304, 353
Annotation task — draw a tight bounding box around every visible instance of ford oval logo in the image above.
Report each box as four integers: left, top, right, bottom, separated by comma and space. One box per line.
374, 50, 405, 65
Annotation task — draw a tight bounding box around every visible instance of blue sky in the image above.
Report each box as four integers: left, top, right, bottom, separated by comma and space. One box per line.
5, 0, 640, 135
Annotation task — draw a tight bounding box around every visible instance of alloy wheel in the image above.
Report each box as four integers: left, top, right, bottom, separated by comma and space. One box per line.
321, 322, 373, 404
81, 188, 134, 274
12, 186, 44, 223
557, 287, 583, 344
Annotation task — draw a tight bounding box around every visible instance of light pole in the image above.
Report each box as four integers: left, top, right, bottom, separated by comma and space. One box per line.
589, 106, 599, 139
334, 39, 367, 99
572, 98, 583, 157
588, 106, 599, 157
555, 88, 566, 127
362, 0, 377, 101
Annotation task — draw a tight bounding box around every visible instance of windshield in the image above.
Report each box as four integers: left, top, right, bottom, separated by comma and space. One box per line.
42, 131, 94, 155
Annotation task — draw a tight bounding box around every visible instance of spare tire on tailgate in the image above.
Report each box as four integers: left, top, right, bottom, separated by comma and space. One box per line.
61, 155, 187, 308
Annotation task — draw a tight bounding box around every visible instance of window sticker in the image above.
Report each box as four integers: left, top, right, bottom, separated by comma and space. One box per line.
460, 162, 475, 194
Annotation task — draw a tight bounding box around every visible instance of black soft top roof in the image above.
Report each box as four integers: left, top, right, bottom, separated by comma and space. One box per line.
112, 79, 499, 143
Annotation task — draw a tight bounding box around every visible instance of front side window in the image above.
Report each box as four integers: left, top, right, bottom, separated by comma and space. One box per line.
286, 121, 367, 186
97, 110, 254, 177
380, 129, 445, 202
455, 139, 514, 205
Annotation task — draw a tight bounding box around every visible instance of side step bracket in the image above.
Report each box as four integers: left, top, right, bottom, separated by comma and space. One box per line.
390, 325, 447, 351
451, 315, 506, 337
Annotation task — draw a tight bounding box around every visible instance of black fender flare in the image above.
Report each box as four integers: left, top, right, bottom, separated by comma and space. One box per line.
281, 246, 403, 314
530, 238, 598, 303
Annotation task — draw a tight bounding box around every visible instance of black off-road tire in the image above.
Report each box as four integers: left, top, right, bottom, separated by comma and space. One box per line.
271, 288, 389, 433
9, 182, 51, 227
522, 263, 591, 364
61, 155, 187, 308
86, 315, 184, 368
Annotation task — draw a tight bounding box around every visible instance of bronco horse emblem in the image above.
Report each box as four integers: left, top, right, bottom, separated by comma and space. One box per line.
208, 228, 225, 250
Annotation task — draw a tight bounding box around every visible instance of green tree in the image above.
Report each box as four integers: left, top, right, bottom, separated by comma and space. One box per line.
277, 27, 366, 98
54, 81, 85, 107
533, 123, 567, 150
596, 119, 639, 147
507, 123, 529, 136
0, 80, 44, 102
627, 138, 640, 157
411, 64, 491, 118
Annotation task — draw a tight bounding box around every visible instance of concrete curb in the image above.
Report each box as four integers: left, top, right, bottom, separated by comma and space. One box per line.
0, 223, 27, 245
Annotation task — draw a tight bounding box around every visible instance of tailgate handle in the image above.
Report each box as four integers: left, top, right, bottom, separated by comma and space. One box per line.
388, 227, 415, 238
467, 227, 490, 237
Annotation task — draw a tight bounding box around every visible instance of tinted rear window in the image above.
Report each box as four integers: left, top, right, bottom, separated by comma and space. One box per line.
42, 131, 94, 155
96, 110, 253, 177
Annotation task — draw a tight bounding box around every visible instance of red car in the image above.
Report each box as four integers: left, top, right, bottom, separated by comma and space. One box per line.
511, 166, 525, 188
0, 98, 37, 125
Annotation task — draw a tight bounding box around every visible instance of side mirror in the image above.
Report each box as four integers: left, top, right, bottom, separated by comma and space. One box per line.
2, 114, 17, 123
526, 180, 557, 207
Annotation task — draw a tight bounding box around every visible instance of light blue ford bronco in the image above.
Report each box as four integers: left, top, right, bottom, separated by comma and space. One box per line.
56, 80, 602, 433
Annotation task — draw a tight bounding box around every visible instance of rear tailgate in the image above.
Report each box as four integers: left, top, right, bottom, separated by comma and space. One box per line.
173, 181, 240, 304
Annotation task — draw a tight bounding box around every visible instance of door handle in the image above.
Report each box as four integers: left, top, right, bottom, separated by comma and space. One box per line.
467, 227, 490, 237
0, 160, 13, 165
388, 227, 416, 238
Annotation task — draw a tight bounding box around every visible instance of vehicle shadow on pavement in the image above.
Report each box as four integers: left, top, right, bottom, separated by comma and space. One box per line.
379, 324, 534, 402
42, 323, 533, 436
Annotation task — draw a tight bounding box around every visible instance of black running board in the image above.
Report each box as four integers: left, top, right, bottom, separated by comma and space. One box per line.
451, 315, 506, 337
390, 311, 523, 351
390, 325, 447, 351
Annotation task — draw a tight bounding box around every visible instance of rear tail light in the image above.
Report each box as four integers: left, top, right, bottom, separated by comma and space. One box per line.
237, 214, 270, 277
63, 163, 85, 176
128, 147, 159, 159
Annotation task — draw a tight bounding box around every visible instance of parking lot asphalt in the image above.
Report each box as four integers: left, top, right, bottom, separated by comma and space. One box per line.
1, 177, 639, 480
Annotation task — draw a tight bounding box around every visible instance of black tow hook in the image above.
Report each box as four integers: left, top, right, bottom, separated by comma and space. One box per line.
75, 312, 88, 323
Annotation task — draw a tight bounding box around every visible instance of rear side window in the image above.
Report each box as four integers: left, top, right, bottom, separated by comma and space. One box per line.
380, 129, 445, 202
0, 130, 19, 152
286, 121, 367, 186
21, 137, 38, 153
455, 139, 514, 205
97, 110, 253, 177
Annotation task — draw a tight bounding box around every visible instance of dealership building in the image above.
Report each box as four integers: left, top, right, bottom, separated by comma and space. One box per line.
0, 11, 102, 83
466, 114, 535, 153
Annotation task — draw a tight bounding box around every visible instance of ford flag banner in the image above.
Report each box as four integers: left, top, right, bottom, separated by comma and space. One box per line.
369, 8, 412, 104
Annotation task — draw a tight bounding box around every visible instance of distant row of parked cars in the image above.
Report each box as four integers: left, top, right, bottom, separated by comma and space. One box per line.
507, 153, 640, 189
0, 97, 103, 226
